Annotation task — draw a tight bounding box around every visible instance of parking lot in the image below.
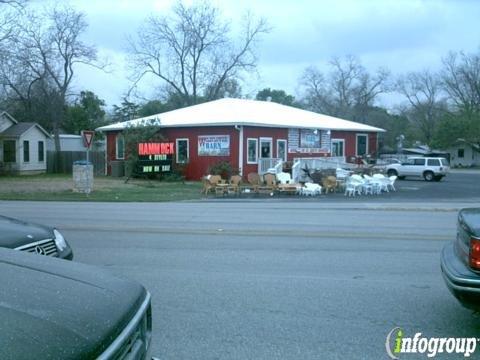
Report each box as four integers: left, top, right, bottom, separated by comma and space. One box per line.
1, 169, 479, 359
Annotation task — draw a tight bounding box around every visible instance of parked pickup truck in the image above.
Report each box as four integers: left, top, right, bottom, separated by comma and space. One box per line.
441, 208, 480, 310
386, 157, 450, 181
0, 248, 152, 359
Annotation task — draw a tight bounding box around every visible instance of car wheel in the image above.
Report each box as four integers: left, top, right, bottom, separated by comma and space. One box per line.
424, 171, 434, 181
387, 169, 397, 177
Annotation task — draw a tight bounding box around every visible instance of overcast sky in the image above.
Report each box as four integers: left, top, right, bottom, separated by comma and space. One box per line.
62, 0, 480, 109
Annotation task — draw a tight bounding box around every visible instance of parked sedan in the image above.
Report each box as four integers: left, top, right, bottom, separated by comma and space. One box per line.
0, 214, 73, 260
0, 247, 152, 359
441, 208, 480, 310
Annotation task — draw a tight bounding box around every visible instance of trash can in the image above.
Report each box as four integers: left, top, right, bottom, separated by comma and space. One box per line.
73, 161, 94, 194
110, 160, 125, 177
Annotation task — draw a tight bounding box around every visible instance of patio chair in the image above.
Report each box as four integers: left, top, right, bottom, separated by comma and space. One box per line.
201, 175, 223, 195
344, 176, 363, 197
259, 173, 277, 195
300, 182, 322, 196
276, 172, 292, 184
226, 175, 242, 195
335, 168, 350, 191
276, 172, 301, 194
364, 174, 381, 195
322, 175, 337, 193
373, 173, 390, 192
241, 172, 262, 194
388, 175, 397, 192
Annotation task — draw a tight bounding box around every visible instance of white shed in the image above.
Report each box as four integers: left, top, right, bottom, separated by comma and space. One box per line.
0, 111, 51, 174
446, 139, 480, 168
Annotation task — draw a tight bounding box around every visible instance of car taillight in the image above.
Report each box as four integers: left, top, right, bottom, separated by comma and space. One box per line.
469, 238, 480, 270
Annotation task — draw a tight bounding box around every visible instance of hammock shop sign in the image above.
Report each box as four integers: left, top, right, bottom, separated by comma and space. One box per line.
136, 142, 174, 174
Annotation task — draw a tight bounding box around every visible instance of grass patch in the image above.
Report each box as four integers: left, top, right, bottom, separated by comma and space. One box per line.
0, 174, 204, 202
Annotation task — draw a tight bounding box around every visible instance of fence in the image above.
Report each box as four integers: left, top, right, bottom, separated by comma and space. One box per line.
47, 151, 105, 176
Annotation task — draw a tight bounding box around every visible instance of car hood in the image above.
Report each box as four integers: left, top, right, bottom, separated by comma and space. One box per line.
0, 248, 147, 359
459, 208, 480, 238
0, 215, 53, 248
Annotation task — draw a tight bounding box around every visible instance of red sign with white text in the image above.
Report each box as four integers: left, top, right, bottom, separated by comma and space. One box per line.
138, 142, 175, 156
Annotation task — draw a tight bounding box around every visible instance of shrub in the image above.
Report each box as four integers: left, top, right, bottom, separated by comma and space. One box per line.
208, 161, 238, 179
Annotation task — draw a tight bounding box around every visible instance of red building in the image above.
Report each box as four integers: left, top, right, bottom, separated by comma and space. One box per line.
97, 98, 385, 180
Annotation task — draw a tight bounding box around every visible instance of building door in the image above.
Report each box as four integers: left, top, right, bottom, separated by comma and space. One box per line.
259, 138, 272, 159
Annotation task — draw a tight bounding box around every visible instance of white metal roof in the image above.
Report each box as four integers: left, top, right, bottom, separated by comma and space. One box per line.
97, 98, 385, 133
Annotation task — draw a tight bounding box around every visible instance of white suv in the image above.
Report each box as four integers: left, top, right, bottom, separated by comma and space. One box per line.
386, 157, 450, 181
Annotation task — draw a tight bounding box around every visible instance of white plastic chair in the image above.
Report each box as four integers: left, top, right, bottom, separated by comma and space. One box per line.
372, 173, 389, 192
276, 172, 292, 184
344, 176, 362, 197
388, 176, 397, 191
301, 182, 322, 196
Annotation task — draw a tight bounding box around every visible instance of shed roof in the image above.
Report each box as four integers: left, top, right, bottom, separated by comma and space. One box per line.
0, 122, 51, 138
96, 98, 385, 133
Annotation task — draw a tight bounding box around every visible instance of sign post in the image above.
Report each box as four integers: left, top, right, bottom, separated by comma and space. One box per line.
81, 130, 95, 163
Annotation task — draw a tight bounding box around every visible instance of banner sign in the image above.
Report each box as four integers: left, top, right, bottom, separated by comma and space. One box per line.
288, 129, 331, 153
136, 142, 174, 174
198, 135, 230, 156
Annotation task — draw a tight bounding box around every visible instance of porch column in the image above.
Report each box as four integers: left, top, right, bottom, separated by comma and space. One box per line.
238, 125, 243, 176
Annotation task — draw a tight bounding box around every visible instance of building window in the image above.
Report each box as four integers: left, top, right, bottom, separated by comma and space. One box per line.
3, 140, 16, 162
356, 134, 368, 156
458, 149, 464, 158
38, 141, 44, 162
23, 140, 29, 162
116, 134, 125, 159
176, 138, 189, 163
331, 139, 345, 157
247, 138, 258, 164
259, 137, 272, 158
277, 139, 287, 161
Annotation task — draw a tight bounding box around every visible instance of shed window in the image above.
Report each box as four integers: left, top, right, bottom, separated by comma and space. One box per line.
176, 138, 189, 164
247, 138, 258, 164
3, 140, 16, 162
458, 149, 464, 158
38, 141, 44, 162
23, 140, 29, 162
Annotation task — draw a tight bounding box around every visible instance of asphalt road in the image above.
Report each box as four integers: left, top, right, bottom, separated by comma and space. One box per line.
2, 197, 480, 359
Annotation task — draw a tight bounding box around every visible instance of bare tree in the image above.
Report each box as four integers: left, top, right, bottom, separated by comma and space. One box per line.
396, 70, 446, 144
127, 1, 269, 106
0, 5, 101, 153
442, 50, 480, 117
0, 0, 26, 44
300, 56, 390, 122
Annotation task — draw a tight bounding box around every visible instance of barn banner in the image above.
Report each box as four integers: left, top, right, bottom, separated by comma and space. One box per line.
198, 135, 230, 156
